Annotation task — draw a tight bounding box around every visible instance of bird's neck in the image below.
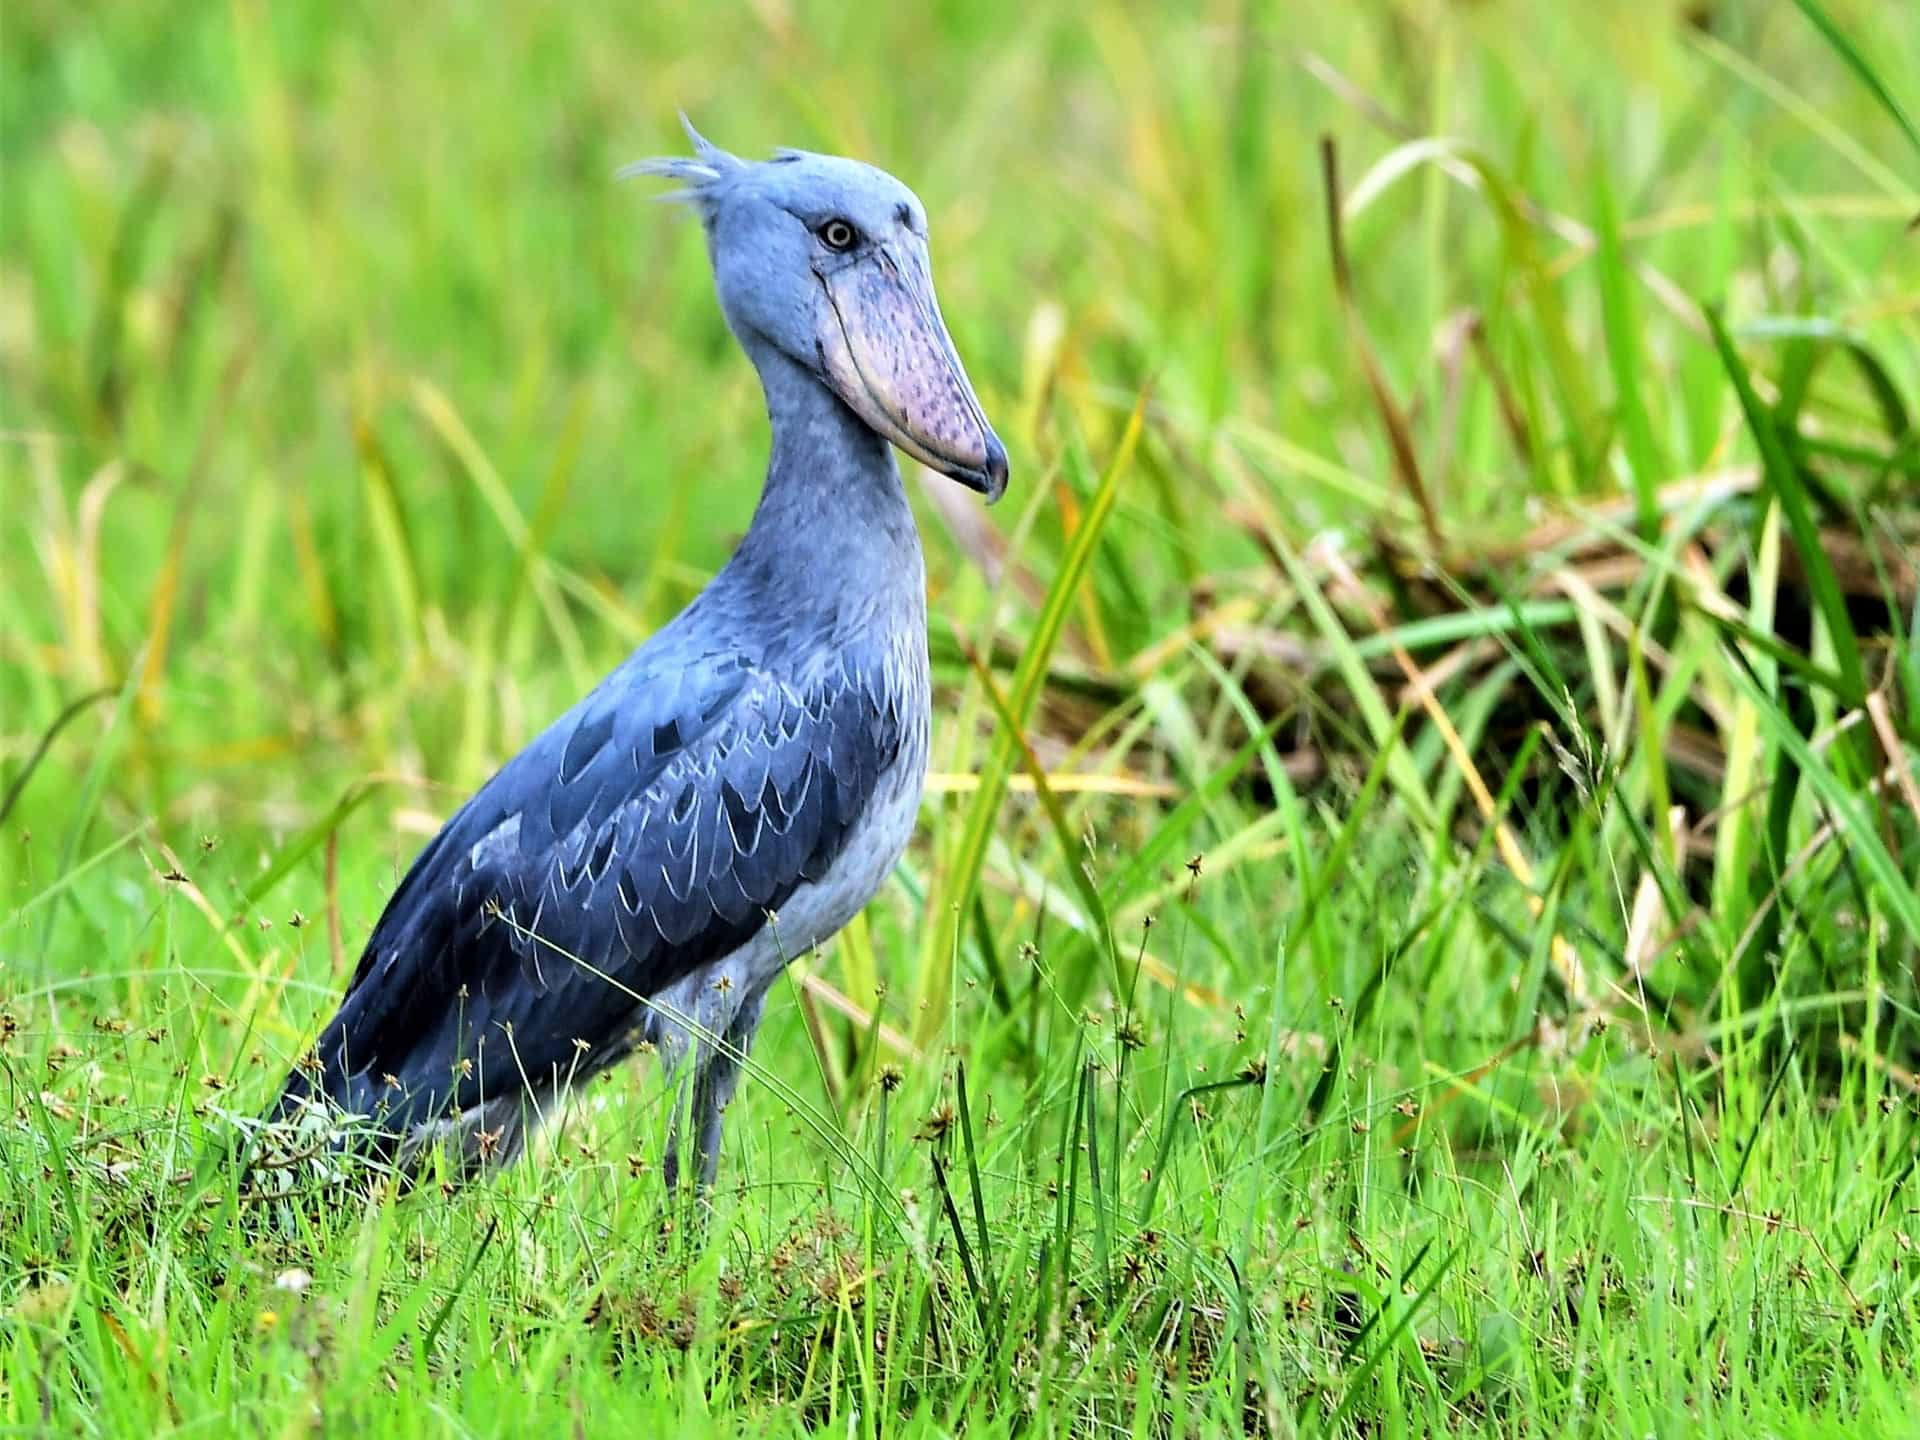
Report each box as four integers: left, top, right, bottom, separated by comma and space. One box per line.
728, 345, 925, 613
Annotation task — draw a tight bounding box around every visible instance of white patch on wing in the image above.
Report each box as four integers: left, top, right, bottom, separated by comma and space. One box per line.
469, 813, 522, 870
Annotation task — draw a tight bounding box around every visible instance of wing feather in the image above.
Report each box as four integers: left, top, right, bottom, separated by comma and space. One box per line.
296, 645, 911, 1134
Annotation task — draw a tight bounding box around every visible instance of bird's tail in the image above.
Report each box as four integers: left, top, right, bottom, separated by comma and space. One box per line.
245, 1063, 401, 1197
256, 1060, 539, 1189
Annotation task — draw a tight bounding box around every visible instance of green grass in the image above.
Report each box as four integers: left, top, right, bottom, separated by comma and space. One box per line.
5, 0, 1920, 1434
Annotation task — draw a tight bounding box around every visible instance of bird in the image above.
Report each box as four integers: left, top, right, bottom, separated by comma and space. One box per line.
267, 117, 1007, 1193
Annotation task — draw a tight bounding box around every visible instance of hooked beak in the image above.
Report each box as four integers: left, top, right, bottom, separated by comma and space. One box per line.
816, 244, 1008, 503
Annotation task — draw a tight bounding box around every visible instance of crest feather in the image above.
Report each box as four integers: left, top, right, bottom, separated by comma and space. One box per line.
616, 111, 745, 213
678, 112, 742, 172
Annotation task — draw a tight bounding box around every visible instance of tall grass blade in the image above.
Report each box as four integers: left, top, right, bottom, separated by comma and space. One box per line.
1083, 1058, 1112, 1310
954, 1061, 998, 1322
240, 781, 384, 915
930, 1152, 994, 1335
1787, 0, 1920, 162
1705, 305, 1866, 709
1593, 161, 1666, 542
0, 685, 115, 826
915, 395, 1144, 1041
38, 658, 141, 954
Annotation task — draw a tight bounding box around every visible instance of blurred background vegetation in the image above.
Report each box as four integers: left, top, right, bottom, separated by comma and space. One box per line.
5, 1, 1914, 862
4, 1, 1920, 1433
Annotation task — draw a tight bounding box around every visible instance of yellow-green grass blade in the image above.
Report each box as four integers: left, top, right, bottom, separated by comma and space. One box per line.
910, 393, 1144, 1044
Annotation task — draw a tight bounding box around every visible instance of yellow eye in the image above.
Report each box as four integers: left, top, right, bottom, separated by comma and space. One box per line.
819, 219, 857, 252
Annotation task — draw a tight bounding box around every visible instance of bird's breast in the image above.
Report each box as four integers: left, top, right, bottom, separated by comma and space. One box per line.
741, 632, 929, 983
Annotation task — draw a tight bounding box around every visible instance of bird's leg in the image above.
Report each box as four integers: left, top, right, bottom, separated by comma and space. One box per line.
655, 1020, 697, 1194
658, 1042, 729, 1195
657, 985, 767, 1202
660, 1133, 682, 1193
658, 1062, 708, 1196
687, 988, 768, 1193
687, 1057, 731, 1192
653, 1058, 721, 1250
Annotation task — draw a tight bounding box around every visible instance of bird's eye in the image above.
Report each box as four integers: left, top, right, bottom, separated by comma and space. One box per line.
818, 218, 858, 252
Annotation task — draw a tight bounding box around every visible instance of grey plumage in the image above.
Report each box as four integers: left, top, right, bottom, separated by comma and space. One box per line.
269, 121, 1005, 1190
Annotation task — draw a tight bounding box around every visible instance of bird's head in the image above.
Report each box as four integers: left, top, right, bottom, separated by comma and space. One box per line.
623, 116, 1008, 503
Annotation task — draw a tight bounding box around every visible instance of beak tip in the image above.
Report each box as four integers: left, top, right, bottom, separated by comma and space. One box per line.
981, 433, 1009, 504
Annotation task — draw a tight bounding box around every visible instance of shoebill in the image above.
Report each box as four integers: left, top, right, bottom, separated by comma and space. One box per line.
268, 118, 1007, 1191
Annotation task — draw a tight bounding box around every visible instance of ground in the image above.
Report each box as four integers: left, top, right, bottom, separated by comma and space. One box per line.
4, 1, 1920, 1435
